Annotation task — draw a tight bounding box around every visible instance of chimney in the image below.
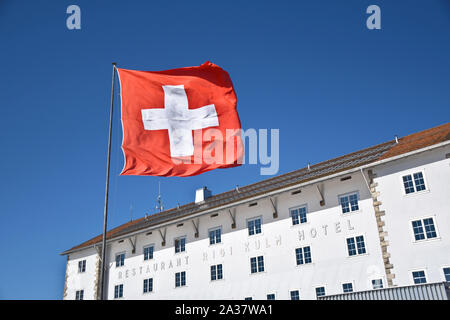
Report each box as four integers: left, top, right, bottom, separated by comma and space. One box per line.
195, 187, 212, 203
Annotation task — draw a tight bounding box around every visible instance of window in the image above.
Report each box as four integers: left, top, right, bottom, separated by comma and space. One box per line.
443, 267, 450, 282
247, 217, 262, 236
143, 245, 154, 261
75, 290, 84, 300
315, 287, 326, 298
78, 260, 86, 273
403, 172, 426, 194
290, 290, 300, 300
347, 235, 366, 256
412, 217, 437, 241
250, 256, 265, 273
267, 294, 275, 300
175, 237, 186, 253
295, 246, 312, 265
290, 206, 307, 225
372, 279, 383, 289
211, 264, 223, 281
114, 284, 123, 299
339, 193, 359, 214
244, 297, 252, 300
209, 228, 221, 245
143, 278, 153, 293
115, 253, 125, 267
342, 283, 353, 293
175, 271, 186, 287
412, 270, 427, 284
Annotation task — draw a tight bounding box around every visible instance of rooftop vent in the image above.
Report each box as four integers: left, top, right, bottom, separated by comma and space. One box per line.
195, 187, 212, 203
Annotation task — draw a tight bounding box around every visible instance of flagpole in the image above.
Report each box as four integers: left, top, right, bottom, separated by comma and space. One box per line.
99, 62, 117, 300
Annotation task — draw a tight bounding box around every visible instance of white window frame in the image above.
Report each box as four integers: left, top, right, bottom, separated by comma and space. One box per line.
250, 255, 265, 274
371, 278, 384, 290
143, 277, 154, 294
175, 271, 186, 288
346, 234, 368, 257
246, 216, 263, 236
314, 285, 327, 298
400, 169, 429, 196
289, 290, 300, 300
409, 215, 440, 243
289, 204, 308, 226
266, 293, 276, 300
77, 260, 86, 273
342, 281, 354, 293
295, 245, 313, 266
174, 236, 187, 254
143, 244, 155, 261
114, 284, 124, 299
410, 269, 428, 285
115, 252, 126, 268
210, 263, 224, 281
75, 289, 84, 300
208, 226, 222, 245
338, 191, 361, 215
441, 265, 450, 282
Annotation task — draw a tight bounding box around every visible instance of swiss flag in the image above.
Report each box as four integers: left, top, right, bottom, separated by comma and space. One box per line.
117, 62, 243, 177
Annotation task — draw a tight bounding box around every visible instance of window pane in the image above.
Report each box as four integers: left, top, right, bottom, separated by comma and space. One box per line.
413, 172, 426, 191
216, 229, 221, 243
349, 194, 359, 211
296, 248, 303, 265
343, 283, 353, 293
291, 209, 299, 225
290, 290, 299, 300
412, 220, 425, 240
403, 175, 415, 194
267, 294, 275, 300
304, 246, 312, 263
412, 271, 427, 284
356, 236, 366, 254
423, 218, 437, 239
250, 257, 257, 273
315, 287, 325, 298
299, 207, 307, 223
211, 265, 216, 281
255, 219, 262, 234
372, 279, 383, 289
340, 196, 350, 213
248, 220, 254, 235
443, 267, 450, 282
347, 238, 357, 256
217, 264, 223, 279
257, 256, 264, 272
175, 272, 180, 287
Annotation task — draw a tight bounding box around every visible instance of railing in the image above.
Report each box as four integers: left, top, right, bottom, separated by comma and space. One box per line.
318, 282, 450, 300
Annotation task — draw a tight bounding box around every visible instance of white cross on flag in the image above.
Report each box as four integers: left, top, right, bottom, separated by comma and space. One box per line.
117, 62, 243, 177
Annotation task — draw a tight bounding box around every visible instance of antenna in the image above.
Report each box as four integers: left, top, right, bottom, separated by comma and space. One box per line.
129, 204, 133, 221
156, 181, 164, 213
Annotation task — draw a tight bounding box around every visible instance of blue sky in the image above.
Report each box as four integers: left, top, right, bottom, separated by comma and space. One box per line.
0, 0, 449, 299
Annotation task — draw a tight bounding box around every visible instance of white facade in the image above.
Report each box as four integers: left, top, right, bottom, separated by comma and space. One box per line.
62, 142, 450, 300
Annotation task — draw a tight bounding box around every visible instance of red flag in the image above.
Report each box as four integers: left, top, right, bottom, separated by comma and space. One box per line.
117, 61, 243, 177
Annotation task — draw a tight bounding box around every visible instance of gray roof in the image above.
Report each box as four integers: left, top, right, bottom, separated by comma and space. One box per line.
63, 139, 396, 254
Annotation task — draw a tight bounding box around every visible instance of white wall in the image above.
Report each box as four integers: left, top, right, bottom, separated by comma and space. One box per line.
65, 145, 450, 300
98, 173, 385, 300
64, 247, 98, 300
373, 145, 450, 286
